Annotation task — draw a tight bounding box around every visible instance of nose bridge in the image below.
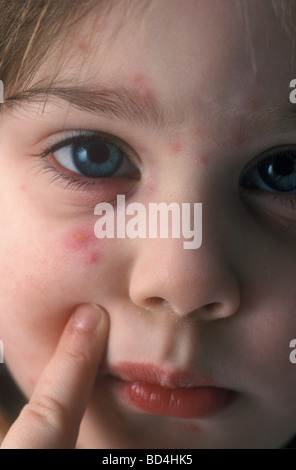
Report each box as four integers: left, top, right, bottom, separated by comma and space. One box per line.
127, 152, 241, 319
145, 199, 202, 250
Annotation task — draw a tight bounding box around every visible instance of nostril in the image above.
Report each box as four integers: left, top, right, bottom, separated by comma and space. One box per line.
204, 302, 222, 312
143, 297, 166, 310
142, 298, 184, 318
202, 301, 238, 320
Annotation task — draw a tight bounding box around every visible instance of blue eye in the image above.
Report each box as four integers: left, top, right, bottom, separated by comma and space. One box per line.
72, 141, 122, 177
52, 134, 138, 179
241, 148, 296, 193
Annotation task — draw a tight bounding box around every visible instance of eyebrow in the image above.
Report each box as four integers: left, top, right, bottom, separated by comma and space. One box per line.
242, 105, 296, 142
5, 84, 172, 131
5, 84, 296, 143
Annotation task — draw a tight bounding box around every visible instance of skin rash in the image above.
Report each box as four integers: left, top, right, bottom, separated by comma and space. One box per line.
61, 227, 102, 266
0, 0, 296, 449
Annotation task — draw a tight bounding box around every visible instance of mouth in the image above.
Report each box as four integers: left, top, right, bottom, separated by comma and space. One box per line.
107, 362, 238, 419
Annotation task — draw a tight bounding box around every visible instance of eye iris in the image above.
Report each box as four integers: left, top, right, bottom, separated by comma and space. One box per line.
72, 141, 123, 177
259, 152, 296, 192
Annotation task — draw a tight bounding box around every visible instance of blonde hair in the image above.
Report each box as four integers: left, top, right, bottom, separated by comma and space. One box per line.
0, 0, 102, 96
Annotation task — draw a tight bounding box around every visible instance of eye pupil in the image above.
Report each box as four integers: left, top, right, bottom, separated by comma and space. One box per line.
268, 156, 295, 177
89, 142, 109, 164
258, 151, 296, 192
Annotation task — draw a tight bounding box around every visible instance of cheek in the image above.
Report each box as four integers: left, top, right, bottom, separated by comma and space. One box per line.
0, 219, 107, 396
61, 226, 103, 267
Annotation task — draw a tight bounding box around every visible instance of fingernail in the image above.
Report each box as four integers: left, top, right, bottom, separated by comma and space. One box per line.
72, 304, 103, 331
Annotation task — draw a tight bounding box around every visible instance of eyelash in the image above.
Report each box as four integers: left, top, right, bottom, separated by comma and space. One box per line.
35, 130, 135, 191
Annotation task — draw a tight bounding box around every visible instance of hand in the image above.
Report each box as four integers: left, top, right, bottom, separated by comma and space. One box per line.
1, 304, 109, 449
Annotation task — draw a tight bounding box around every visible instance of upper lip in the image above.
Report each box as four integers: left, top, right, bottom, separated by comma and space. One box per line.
109, 362, 226, 389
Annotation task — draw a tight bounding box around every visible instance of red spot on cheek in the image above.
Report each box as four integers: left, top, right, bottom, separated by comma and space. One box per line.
63, 230, 93, 250
20, 184, 26, 192
61, 228, 103, 266
86, 251, 101, 265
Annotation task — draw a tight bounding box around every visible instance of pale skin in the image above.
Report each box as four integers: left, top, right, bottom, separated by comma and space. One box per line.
1, 0, 296, 448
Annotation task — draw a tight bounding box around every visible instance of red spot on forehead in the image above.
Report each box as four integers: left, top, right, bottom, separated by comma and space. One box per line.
133, 73, 143, 83
169, 140, 182, 154
142, 88, 155, 102
246, 99, 259, 113
232, 131, 246, 147
77, 41, 88, 51
132, 72, 157, 105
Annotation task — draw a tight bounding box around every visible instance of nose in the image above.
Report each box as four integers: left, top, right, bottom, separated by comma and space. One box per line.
129, 234, 241, 321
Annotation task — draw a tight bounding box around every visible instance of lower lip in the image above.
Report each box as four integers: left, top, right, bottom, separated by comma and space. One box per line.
115, 381, 236, 419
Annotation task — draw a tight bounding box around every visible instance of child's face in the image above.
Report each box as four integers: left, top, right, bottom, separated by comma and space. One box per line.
1, 0, 296, 448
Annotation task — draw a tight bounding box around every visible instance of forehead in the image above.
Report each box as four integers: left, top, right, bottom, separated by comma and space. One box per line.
21, 0, 296, 137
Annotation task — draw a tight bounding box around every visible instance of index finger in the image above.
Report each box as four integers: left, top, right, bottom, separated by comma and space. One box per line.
1, 304, 109, 449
